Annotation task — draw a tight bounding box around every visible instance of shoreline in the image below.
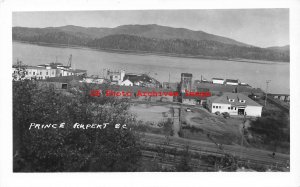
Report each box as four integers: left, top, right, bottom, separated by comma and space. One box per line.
13, 40, 289, 65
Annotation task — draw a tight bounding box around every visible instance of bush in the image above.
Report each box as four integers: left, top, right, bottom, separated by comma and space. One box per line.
249, 112, 290, 152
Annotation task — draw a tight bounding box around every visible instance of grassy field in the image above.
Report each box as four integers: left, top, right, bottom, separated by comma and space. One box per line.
180, 109, 244, 145
129, 103, 172, 123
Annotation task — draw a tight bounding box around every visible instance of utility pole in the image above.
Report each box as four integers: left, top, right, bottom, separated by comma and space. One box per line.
265, 80, 271, 107
240, 125, 244, 159
168, 72, 170, 87
239, 112, 247, 159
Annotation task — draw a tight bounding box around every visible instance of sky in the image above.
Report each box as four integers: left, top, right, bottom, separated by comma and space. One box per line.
12, 9, 289, 48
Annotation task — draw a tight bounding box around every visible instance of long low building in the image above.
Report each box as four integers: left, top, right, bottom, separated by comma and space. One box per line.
212, 78, 225, 84
207, 92, 262, 117
13, 62, 86, 81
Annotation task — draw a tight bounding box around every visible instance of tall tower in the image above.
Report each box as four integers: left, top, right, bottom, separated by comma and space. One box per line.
180, 73, 193, 93
120, 70, 125, 82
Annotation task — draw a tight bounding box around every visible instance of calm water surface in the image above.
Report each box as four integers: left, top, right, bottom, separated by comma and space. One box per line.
13, 42, 290, 94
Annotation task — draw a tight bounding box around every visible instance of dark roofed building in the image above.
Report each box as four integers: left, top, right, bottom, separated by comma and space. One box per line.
225, 79, 239, 85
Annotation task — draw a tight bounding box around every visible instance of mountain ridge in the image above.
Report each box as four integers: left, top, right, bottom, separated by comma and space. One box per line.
12, 24, 290, 62
16, 24, 251, 47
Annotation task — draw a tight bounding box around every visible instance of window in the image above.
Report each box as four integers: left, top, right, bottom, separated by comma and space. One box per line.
46, 72, 48, 75
228, 107, 230, 110
29, 72, 31, 74
61, 83, 68, 89
33, 72, 35, 75
234, 107, 236, 110
229, 99, 235, 102
239, 100, 246, 103
52, 71, 54, 75
213, 106, 215, 108
40, 72, 42, 75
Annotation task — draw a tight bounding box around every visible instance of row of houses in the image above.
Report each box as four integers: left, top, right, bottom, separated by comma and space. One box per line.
13, 59, 160, 89
82, 71, 161, 88
198, 76, 249, 86
212, 78, 239, 85
179, 73, 262, 117
12, 60, 87, 81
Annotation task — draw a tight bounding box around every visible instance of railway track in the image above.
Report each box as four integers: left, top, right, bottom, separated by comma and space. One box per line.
138, 133, 290, 171
141, 150, 216, 171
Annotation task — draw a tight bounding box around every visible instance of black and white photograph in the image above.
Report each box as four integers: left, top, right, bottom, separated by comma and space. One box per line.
11, 8, 291, 172
1, 0, 300, 186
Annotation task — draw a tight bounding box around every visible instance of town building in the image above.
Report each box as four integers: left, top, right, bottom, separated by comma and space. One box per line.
82, 77, 106, 84
121, 79, 133, 86
212, 78, 225, 84
107, 70, 125, 85
181, 95, 199, 105
180, 73, 193, 93
181, 87, 210, 106
123, 73, 161, 88
13, 60, 87, 81
225, 79, 239, 86
207, 92, 262, 117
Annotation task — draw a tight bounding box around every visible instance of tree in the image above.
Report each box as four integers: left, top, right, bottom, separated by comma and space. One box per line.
13, 81, 141, 172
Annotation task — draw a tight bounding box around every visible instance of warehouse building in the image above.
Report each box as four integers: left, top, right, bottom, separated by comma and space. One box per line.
207, 92, 262, 117
212, 78, 225, 84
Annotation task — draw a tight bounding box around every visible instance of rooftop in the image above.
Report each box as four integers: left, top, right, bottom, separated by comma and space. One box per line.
226, 79, 239, 83
208, 92, 262, 107
68, 69, 87, 73
27, 66, 46, 70
181, 73, 193, 77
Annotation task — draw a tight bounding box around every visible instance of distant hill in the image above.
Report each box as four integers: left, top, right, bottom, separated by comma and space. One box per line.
12, 25, 290, 62
266, 45, 290, 52
87, 34, 289, 62
51, 24, 251, 47
13, 24, 251, 47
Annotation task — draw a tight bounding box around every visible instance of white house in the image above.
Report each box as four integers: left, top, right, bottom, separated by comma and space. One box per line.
212, 78, 225, 84
121, 79, 133, 86
225, 79, 239, 86
207, 92, 262, 117
82, 77, 105, 84
107, 70, 125, 85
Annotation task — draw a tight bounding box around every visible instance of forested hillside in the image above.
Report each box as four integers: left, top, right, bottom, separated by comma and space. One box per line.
12, 25, 290, 62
